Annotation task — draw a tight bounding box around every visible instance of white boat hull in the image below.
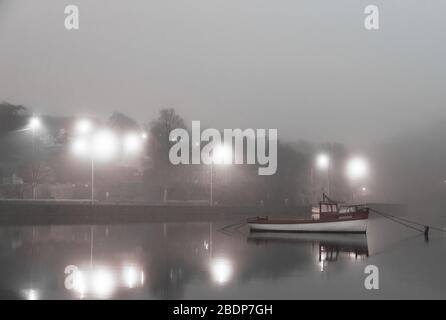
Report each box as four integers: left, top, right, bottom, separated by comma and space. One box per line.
249, 218, 368, 233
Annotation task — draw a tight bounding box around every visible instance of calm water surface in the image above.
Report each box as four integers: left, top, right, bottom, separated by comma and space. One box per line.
0, 206, 445, 299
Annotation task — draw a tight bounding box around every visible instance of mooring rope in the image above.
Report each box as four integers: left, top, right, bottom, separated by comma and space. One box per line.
370, 208, 446, 234
217, 217, 251, 233
370, 208, 424, 232
220, 210, 446, 236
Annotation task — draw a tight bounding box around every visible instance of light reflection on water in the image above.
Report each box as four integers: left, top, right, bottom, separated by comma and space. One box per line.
0, 211, 445, 299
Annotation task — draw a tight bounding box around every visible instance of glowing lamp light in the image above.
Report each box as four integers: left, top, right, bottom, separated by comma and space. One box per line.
316, 153, 330, 170
212, 145, 232, 165
210, 258, 233, 285
75, 119, 93, 135
123, 133, 142, 155
347, 157, 369, 181
29, 117, 41, 131
72, 138, 89, 157
92, 130, 117, 160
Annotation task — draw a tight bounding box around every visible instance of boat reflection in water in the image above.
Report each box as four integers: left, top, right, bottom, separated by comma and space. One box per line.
247, 232, 369, 272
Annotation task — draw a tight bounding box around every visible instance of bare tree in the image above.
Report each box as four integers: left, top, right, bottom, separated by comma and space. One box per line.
0, 102, 29, 134
146, 109, 187, 202
107, 112, 141, 133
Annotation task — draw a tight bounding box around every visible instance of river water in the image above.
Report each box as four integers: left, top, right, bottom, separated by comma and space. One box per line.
0, 206, 445, 299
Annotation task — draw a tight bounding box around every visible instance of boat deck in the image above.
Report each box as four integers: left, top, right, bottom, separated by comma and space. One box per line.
248, 212, 369, 225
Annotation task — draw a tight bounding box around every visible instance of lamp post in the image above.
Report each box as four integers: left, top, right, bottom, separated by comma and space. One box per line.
72, 120, 144, 204
316, 153, 331, 196
346, 156, 369, 202
90, 130, 117, 204
209, 145, 232, 206
91, 156, 95, 204
29, 116, 41, 200
72, 120, 120, 204
210, 163, 214, 206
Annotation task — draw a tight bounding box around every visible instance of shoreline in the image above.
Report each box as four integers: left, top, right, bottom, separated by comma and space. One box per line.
0, 200, 309, 226
0, 200, 406, 226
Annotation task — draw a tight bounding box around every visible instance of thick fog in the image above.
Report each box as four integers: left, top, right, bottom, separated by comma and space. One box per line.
1, 1, 445, 143
0, 1, 445, 204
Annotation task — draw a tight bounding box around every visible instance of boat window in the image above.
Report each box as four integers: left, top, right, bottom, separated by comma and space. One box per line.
339, 206, 359, 213
320, 204, 338, 213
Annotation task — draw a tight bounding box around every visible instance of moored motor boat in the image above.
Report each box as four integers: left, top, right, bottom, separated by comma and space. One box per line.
248, 194, 369, 233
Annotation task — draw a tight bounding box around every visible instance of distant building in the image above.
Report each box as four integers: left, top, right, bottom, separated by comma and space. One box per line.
2, 173, 24, 185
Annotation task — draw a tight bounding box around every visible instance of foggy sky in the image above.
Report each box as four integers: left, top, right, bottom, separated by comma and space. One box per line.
0, 0, 445, 147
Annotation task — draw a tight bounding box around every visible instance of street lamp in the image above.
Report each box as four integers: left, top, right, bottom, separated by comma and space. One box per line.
72, 138, 89, 157
28, 116, 41, 199
316, 153, 331, 196
123, 132, 143, 156
209, 145, 232, 206
316, 153, 330, 170
346, 157, 368, 181
346, 157, 369, 202
72, 127, 117, 204
72, 120, 143, 204
29, 117, 41, 131
72, 137, 94, 203
91, 130, 117, 160
75, 119, 93, 135
212, 145, 232, 165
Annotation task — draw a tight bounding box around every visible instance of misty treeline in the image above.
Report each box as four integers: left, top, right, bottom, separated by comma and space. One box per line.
0, 102, 354, 205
